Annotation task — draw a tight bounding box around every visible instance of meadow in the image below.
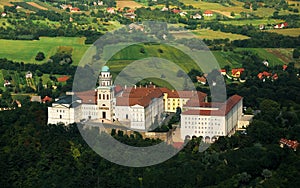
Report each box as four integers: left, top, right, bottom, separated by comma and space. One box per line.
116, 0, 143, 9
220, 19, 285, 26
180, 0, 296, 17
264, 28, 300, 37
0, 37, 90, 65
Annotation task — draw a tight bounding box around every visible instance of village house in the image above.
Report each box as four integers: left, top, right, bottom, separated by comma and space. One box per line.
191, 13, 202, 19
231, 68, 245, 78
203, 10, 213, 17
274, 22, 288, 29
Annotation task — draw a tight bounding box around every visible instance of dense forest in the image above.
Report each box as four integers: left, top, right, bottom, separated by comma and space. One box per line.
1, 63, 300, 187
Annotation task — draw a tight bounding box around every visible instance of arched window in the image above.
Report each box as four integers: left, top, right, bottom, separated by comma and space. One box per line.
107, 94, 109, 100
99, 94, 101, 100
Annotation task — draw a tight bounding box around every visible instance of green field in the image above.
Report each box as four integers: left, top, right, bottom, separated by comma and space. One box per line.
220, 19, 285, 26
192, 29, 249, 40
180, 0, 297, 17
236, 48, 286, 65
0, 37, 89, 65
265, 28, 300, 37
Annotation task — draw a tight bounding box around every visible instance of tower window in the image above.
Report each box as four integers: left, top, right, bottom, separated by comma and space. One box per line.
99, 94, 101, 99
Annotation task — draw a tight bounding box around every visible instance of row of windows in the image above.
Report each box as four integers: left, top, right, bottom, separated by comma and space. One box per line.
185, 126, 219, 130
194, 131, 223, 134
185, 117, 219, 121
184, 121, 221, 126
98, 94, 110, 100
56, 110, 65, 113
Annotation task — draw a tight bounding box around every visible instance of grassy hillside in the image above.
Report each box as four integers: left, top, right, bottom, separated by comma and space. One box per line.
0, 37, 89, 65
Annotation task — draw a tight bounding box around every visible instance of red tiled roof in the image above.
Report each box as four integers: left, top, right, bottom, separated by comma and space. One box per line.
196, 76, 207, 83
75, 90, 97, 104
42, 96, 52, 102
116, 87, 163, 107
159, 87, 207, 100
231, 68, 245, 75
283, 64, 288, 71
57, 76, 70, 82
182, 95, 242, 116
220, 69, 226, 73
172, 9, 181, 14
280, 138, 299, 150
257, 71, 272, 79
204, 10, 213, 14
114, 85, 123, 94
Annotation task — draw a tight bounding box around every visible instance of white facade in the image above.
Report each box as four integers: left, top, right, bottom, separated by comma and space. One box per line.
47, 96, 82, 125
115, 88, 164, 131
180, 95, 243, 143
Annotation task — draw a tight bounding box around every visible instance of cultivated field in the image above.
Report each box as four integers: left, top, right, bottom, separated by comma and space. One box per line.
220, 19, 285, 26
265, 28, 300, 37
171, 29, 249, 40
180, 0, 296, 17
0, 37, 89, 65
116, 1, 143, 9
27, 2, 48, 10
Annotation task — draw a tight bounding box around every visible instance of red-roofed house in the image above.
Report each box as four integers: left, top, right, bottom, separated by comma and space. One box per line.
181, 95, 243, 143
196, 76, 207, 85
231, 68, 245, 78
203, 10, 213, 17
70, 7, 80, 12
106, 7, 115, 14
280, 138, 299, 151
172, 9, 181, 14
57, 76, 70, 82
274, 22, 288, 29
220, 69, 227, 76
283, 64, 288, 71
42, 96, 52, 103
257, 71, 273, 80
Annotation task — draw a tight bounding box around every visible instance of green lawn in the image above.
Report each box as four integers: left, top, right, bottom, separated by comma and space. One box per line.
0, 37, 90, 65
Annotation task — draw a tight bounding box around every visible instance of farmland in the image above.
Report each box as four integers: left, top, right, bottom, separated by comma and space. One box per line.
220, 19, 285, 26
180, 0, 297, 17
116, 0, 143, 9
171, 30, 249, 40
0, 37, 89, 65
264, 28, 300, 37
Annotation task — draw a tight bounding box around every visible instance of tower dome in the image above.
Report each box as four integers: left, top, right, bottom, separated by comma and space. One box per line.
101, 66, 110, 72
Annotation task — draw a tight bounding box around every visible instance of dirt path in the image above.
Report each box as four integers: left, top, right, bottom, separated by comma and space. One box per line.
212, 10, 234, 18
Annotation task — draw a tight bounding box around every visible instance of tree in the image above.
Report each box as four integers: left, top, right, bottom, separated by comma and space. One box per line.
292, 48, 300, 59
35, 52, 45, 61
230, 12, 235, 17
262, 169, 272, 180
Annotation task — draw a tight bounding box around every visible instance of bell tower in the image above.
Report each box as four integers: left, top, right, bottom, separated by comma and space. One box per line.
97, 66, 114, 120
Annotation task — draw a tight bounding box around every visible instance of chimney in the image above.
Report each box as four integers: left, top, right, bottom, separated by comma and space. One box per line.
125, 85, 127, 89
146, 85, 148, 88
134, 85, 137, 89
172, 89, 174, 92
153, 85, 156, 88
139, 85, 141, 88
